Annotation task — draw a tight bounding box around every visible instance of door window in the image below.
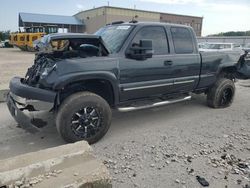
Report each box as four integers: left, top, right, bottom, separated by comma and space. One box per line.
171, 27, 194, 54
131, 26, 169, 55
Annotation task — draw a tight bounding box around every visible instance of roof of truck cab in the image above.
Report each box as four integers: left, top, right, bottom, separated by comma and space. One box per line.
108, 21, 193, 29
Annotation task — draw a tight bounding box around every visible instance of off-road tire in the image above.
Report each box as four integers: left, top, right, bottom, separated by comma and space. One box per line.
56, 91, 112, 144
207, 78, 235, 108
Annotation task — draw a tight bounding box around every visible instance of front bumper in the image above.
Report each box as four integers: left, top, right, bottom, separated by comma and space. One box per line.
7, 77, 56, 132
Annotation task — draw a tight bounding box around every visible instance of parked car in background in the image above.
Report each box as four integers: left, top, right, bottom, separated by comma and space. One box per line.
0, 41, 4, 48
0, 40, 13, 48
243, 43, 250, 51
199, 42, 242, 52
4, 40, 14, 48
198, 42, 207, 50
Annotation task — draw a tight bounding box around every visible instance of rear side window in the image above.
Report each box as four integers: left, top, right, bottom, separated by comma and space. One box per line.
131, 26, 169, 55
171, 27, 194, 54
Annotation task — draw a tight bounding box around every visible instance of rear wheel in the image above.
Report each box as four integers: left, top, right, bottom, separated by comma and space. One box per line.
56, 91, 112, 144
207, 78, 235, 108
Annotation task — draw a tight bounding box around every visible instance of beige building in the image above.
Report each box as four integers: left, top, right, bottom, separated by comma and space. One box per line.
75, 6, 203, 36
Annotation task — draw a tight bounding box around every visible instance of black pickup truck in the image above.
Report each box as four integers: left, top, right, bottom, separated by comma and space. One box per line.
7, 22, 250, 144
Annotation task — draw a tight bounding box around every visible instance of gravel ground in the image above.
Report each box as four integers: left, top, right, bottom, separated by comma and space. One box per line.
92, 81, 250, 188
0, 48, 249, 188
0, 82, 249, 188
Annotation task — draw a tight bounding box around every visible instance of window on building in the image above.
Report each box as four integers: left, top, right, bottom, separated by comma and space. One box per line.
131, 26, 169, 55
171, 27, 194, 54
195, 23, 201, 31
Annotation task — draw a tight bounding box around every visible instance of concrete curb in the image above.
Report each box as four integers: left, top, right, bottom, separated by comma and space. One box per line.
0, 89, 8, 102
0, 141, 112, 187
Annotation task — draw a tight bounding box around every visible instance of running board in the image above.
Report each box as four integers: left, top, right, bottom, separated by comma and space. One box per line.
117, 96, 192, 112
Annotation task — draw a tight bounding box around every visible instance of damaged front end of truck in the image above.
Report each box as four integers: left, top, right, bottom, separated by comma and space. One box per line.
7, 33, 110, 132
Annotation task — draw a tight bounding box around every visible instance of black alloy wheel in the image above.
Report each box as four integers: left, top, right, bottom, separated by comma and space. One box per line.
56, 92, 112, 144
220, 87, 233, 106
71, 106, 102, 139
207, 78, 235, 108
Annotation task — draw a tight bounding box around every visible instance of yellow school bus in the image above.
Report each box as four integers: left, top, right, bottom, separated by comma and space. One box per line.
9, 25, 57, 51
15, 33, 27, 50
9, 33, 17, 46
25, 32, 45, 51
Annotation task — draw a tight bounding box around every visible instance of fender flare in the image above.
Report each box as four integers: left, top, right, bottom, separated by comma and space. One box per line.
53, 71, 120, 105
216, 62, 238, 76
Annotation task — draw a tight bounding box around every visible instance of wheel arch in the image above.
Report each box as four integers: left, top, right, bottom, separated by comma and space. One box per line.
217, 65, 238, 79
54, 72, 119, 107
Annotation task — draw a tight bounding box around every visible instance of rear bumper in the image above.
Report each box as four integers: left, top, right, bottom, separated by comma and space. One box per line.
7, 77, 57, 132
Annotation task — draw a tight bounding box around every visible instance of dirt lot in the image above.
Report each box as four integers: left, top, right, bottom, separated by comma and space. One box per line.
0, 48, 34, 90
0, 48, 249, 188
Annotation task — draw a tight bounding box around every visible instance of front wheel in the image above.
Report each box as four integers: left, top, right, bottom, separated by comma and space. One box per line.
56, 92, 112, 144
207, 78, 235, 108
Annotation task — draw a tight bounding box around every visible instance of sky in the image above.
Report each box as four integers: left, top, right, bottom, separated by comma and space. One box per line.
0, 0, 249, 36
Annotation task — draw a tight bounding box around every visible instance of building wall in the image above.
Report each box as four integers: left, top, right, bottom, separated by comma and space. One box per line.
69, 25, 85, 33
106, 7, 160, 24
75, 7, 106, 33
160, 13, 202, 36
75, 6, 203, 36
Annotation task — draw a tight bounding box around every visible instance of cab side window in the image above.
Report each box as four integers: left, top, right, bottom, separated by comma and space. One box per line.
131, 26, 169, 55
171, 27, 194, 54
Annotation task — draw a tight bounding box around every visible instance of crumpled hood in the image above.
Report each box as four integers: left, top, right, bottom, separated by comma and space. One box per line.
38, 33, 110, 54
55, 56, 119, 76
24, 33, 113, 87
39, 56, 120, 88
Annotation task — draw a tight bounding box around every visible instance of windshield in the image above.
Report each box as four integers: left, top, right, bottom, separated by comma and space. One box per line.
95, 25, 134, 53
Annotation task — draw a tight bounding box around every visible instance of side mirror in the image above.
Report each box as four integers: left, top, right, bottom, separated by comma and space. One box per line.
127, 39, 153, 60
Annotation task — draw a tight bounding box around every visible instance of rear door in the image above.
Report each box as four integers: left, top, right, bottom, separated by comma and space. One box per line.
167, 26, 201, 92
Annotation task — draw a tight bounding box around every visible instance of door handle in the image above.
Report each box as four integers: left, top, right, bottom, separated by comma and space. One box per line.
164, 60, 173, 66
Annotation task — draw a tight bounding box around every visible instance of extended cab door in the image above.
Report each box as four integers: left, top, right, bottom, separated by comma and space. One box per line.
119, 26, 175, 101
167, 26, 201, 92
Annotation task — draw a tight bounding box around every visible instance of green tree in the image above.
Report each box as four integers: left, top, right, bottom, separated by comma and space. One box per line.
0, 30, 11, 41
209, 31, 250, 37
0, 32, 3, 41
